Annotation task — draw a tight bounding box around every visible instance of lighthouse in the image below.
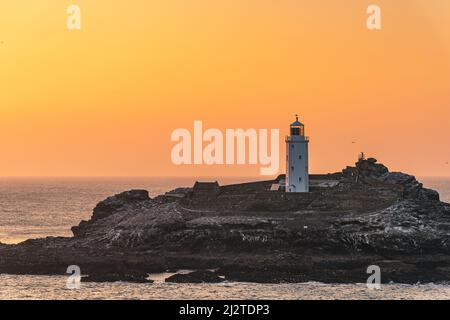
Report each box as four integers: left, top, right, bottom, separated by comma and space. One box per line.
285, 115, 309, 192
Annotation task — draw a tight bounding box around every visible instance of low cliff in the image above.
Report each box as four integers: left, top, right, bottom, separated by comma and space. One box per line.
1, 158, 450, 284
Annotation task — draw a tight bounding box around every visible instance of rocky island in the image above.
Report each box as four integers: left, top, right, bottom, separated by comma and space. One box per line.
1, 158, 450, 284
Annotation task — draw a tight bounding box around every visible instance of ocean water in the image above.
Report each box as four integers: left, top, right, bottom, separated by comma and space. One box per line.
0, 176, 449, 300
2, 275, 450, 300
0, 176, 252, 244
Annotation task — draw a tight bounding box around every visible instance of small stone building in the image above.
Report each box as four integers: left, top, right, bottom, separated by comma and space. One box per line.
192, 181, 220, 196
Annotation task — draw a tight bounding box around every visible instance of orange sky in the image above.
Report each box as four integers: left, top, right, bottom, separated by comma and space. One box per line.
0, 0, 449, 177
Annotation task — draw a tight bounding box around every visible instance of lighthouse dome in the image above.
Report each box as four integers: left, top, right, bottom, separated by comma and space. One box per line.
290, 119, 303, 127
290, 115, 303, 127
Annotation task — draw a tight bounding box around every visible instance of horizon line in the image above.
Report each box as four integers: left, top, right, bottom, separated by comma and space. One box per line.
0, 175, 449, 179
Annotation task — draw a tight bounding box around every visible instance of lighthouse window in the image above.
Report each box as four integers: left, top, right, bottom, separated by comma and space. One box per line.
299, 155, 302, 160
291, 166, 294, 171
291, 144, 294, 149
299, 177, 302, 182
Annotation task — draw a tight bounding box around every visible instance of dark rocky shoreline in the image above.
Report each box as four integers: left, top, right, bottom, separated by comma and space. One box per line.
1, 158, 450, 284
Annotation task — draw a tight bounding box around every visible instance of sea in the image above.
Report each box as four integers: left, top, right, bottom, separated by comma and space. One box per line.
0, 176, 450, 300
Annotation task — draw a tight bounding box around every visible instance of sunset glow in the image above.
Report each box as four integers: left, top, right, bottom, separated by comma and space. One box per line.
1, 0, 449, 177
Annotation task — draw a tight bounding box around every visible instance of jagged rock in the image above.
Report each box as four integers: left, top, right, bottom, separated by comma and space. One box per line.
166, 187, 192, 196
355, 158, 389, 182
82, 272, 153, 283
1, 159, 450, 284
71, 220, 89, 237
419, 188, 440, 201
165, 270, 225, 283
384, 172, 417, 185
92, 190, 150, 220
72, 190, 152, 238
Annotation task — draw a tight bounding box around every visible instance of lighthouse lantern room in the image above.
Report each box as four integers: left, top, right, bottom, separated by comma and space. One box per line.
285, 115, 309, 193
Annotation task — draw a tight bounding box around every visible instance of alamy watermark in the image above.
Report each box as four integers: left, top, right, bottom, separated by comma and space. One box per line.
66, 265, 81, 290
64, 4, 381, 31
67, 4, 81, 30
171, 121, 280, 176
366, 265, 381, 290
367, 5, 382, 30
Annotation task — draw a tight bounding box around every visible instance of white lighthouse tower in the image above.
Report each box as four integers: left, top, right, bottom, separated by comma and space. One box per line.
285, 115, 309, 193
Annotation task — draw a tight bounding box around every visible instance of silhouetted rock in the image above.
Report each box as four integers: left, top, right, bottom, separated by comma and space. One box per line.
165, 187, 192, 197
1, 159, 450, 284
83, 272, 153, 283
419, 188, 440, 201
384, 172, 416, 185
355, 158, 389, 182
92, 190, 150, 220
165, 271, 225, 283
72, 190, 151, 238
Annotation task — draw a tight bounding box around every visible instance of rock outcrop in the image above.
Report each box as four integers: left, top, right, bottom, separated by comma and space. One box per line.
82, 272, 153, 283
1, 158, 450, 284
165, 270, 225, 283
